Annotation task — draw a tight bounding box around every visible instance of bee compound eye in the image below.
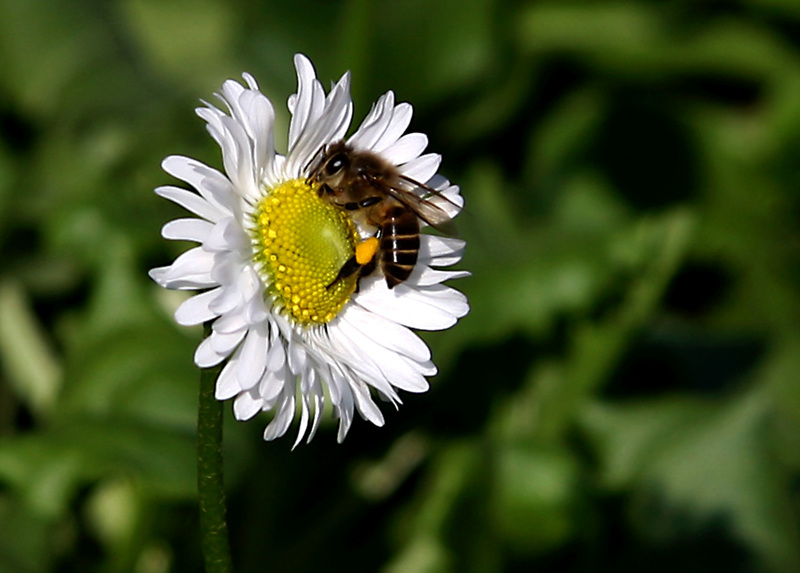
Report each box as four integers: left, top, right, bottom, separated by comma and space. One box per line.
325, 153, 348, 176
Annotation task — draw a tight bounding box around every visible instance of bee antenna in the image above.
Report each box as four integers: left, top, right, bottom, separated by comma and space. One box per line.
304, 143, 328, 181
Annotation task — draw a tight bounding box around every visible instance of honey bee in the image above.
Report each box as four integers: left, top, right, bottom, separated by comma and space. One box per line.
308, 140, 455, 289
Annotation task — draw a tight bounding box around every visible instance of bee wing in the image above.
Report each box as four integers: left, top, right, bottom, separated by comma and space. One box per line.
383, 180, 456, 230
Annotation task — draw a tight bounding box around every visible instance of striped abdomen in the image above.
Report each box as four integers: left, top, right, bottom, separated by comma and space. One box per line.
379, 205, 420, 289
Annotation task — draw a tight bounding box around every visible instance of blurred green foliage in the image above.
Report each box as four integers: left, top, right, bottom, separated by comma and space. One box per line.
1, 0, 800, 571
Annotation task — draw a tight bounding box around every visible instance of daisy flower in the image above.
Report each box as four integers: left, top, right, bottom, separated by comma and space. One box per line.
150, 54, 468, 445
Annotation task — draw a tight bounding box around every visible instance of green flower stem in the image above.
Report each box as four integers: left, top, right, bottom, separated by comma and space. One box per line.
197, 325, 234, 573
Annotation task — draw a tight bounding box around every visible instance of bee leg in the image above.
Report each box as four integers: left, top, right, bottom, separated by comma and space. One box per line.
326, 256, 362, 289
326, 237, 380, 290
358, 197, 381, 208
338, 197, 381, 210
354, 258, 377, 293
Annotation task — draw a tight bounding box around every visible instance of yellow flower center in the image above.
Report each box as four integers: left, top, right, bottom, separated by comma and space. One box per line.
252, 178, 359, 326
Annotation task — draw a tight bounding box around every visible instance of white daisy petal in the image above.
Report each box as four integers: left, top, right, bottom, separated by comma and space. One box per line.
150, 54, 468, 443
292, 392, 312, 449
307, 391, 324, 443
348, 91, 395, 150
156, 186, 226, 223
243, 298, 269, 325
373, 102, 414, 153
263, 387, 296, 441
411, 266, 472, 287
332, 371, 355, 442
356, 282, 468, 331
195, 336, 228, 368
161, 218, 214, 243
285, 69, 352, 177
204, 217, 249, 252
340, 304, 431, 362
219, 74, 276, 176
207, 283, 240, 316
419, 235, 466, 267
429, 185, 465, 220
287, 338, 307, 374
400, 153, 442, 184
336, 316, 429, 393
410, 284, 470, 319
238, 89, 276, 180
233, 389, 263, 421
148, 267, 170, 287
215, 359, 241, 400
209, 328, 246, 356
350, 377, 385, 427
150, 247, 216, 290
380, 132, 428, 165
209, 307, 245, 331
321, 363, 341, 406
174, 288, 221, 326
265, 333, 286, 372
258, 365, 287, 403
320, 325, 401, 402
236, 326, 268, 391
218, 78, 246, 108
161, 157, 236, 217
288, 54, 324, 149
215, 114, 260, 202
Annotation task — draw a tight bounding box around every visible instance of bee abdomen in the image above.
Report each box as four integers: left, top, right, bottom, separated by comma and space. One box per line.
380, 207, 420, 289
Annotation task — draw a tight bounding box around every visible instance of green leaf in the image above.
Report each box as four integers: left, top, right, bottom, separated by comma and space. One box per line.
583, 392, 800, 571
491, 443, 579, 554
0, 280, 62, 417
0, 495, 58, 573
120, 0, 236, 90
0, 418, 196, 518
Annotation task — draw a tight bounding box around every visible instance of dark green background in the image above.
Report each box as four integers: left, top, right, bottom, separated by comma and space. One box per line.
1, 0, 800, 571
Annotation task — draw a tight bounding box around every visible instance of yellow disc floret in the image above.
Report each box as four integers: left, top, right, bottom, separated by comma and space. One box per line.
252, 178, 360, 326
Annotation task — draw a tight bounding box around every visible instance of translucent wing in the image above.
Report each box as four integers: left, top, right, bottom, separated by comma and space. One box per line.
379, 175, 458, 230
